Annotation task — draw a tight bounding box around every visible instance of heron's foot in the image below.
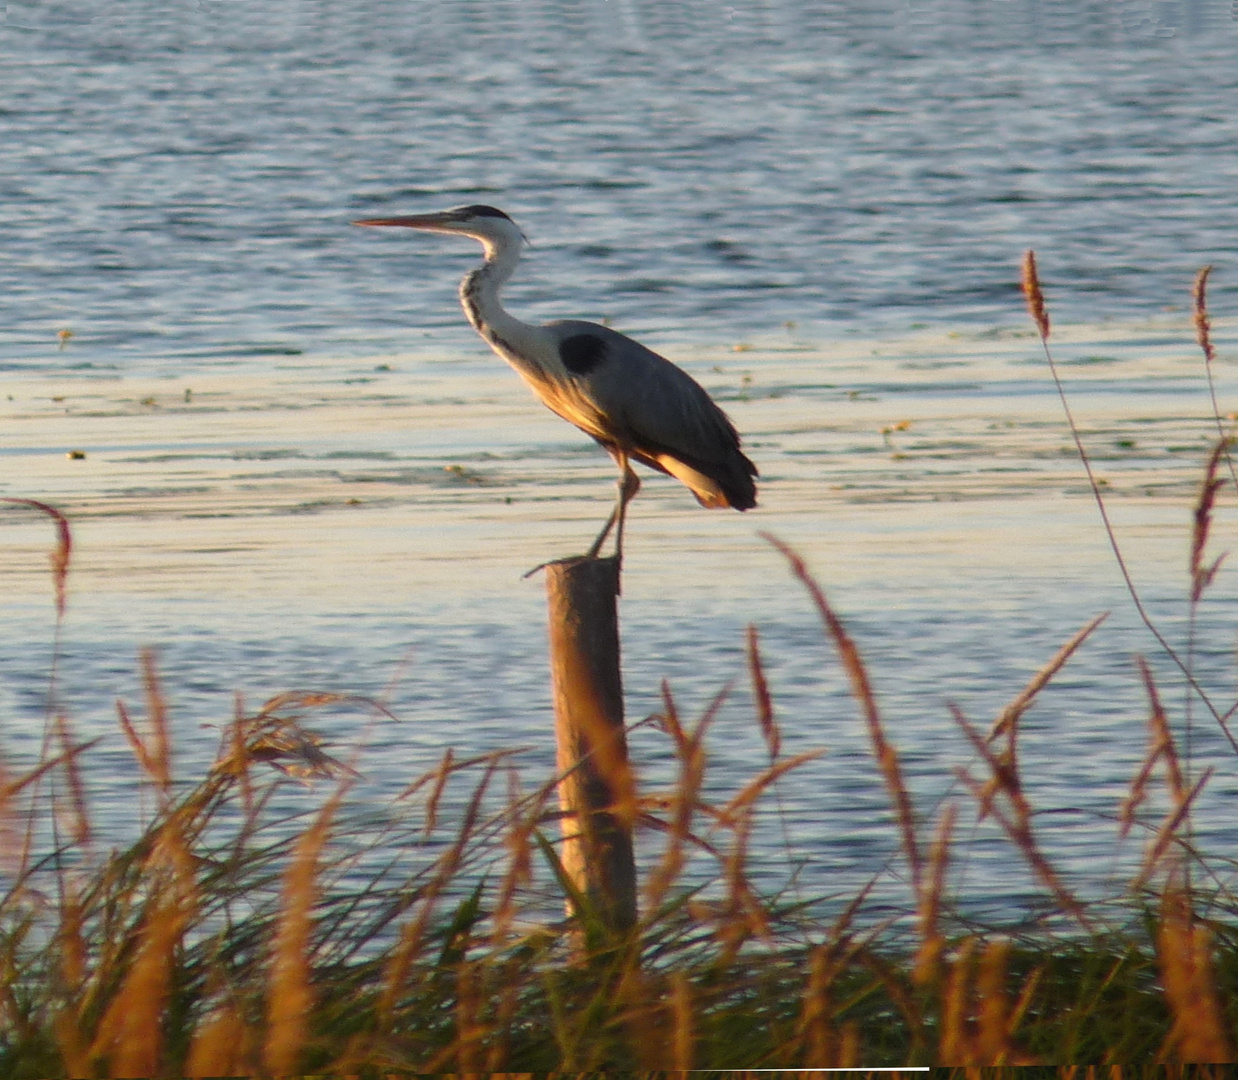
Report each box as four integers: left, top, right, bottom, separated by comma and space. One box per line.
521, 550, 620, 579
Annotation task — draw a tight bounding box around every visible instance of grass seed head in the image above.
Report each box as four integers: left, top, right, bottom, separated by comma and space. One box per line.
1021, 250, 1051, 340
1190, 438, 1231, 604
1157, 885, 1234, 1063
1193, 265, 1216, 365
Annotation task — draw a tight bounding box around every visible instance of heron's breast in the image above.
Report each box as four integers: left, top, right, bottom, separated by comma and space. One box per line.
486, 336, 612, 440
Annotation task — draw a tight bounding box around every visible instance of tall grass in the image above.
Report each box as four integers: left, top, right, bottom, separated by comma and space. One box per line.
2, 263, 1238, 1072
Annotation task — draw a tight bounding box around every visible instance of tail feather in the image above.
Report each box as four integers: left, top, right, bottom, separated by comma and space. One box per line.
647, 450, 758, 510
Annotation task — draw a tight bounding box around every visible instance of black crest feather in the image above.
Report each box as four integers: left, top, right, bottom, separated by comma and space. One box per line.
454, 204, 512, 221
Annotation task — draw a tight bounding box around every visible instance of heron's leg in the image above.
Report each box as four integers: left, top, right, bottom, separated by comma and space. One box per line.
585, 453, 640, 559
612, 459, 641, 561
585, 508, 618, 560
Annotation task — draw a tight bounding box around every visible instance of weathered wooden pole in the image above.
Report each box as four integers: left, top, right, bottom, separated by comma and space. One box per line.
545, 554, 637, 935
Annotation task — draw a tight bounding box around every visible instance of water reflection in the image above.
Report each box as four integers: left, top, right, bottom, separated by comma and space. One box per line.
2, 314, 1237, 917
4, 1, 1238, 371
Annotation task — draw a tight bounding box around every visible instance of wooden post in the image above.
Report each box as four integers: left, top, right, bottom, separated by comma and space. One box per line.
545, 555, 637, 935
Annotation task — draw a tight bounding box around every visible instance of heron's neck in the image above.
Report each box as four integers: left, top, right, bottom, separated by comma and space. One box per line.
459, 237, 533, 349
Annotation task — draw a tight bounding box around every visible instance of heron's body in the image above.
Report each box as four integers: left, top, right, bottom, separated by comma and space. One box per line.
354, 204, 757, 557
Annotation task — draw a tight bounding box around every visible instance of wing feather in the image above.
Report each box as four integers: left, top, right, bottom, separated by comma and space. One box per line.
548, 321, 757, 509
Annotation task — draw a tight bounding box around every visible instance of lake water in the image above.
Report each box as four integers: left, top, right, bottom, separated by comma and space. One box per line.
4, 0, 1238, 923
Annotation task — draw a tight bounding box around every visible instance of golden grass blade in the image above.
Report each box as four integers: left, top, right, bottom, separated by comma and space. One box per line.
796, 940, 870, 1068
492, 776, 559, 943
0, 947, 32, 1049
1020, 255, 1236, 749
453, 959, 483, 1073
92, 902, 184, 1075
914, 802, 957, 986
1, 498, 72, 619
937, 937, 1038, 1066
115, 651, 174, 795
631, 806, 722, 858
975, 938, 1013, 1064
1157, 885, 1234, 1063
264, 784, 346, 1075
798, 944, 834, 1067
55, 885, 87, 1003
669, 970, 694, 1073
422, 747, 455, 837
227, 692, 255, 814
717, 830, 772, 958
987, 613, 1107, 744
398, 745, 527, 802
2, 749, 92, 883
763, 532, 922, 893
718, 749, 827, 824
115, 701, 156, 783
955, 703, 1022, 825
837, 1022, 861, 1068
0, 754, 62, 818
12, 738, 101, 880
940, 937, 975, 1065
1021, 249, 1051, 340
954, 770, 1086, 926
1190, 438, 1230, 604
484, 961, 522, 1074
139, 649, 172, 792
256, 689, 394, 718
953, 708, 1088, 928
88, 818, 198, 1076
643, 682, 719, 914
52, 1004, 89, 1078
1120, 657, 1184, 839
746, 624, 780, 762
1194, 265, 1216, 365
185, 1005, 256, 1077
52, 714, 90, 848
1143, 660, 1184, 804
378, 758, 500, 1021
657, 677, 685, 749
716, 751, 823, 950
1133, 768, 1214, 891
1008, 964, 1044, 1048
1194, 265, 1238, 498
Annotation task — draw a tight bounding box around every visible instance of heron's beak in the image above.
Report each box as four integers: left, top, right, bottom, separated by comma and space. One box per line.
352, 214, 457, 230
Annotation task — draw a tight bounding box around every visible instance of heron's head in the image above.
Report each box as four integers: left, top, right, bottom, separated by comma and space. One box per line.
353, 204, 527, 250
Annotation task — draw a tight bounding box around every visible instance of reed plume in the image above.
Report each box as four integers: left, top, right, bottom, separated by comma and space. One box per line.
1021, 249, 1050, 340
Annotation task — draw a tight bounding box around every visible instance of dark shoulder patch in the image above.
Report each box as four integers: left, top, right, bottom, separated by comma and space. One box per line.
559, 333, 608, 375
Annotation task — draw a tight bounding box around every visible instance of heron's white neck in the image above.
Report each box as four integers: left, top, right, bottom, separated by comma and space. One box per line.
458, 235, 533, 349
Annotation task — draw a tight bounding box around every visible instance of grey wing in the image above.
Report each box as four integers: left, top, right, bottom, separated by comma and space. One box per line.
549, 321, 758, 508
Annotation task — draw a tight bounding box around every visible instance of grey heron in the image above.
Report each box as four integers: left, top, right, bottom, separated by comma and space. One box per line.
353, 204, 757, 560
